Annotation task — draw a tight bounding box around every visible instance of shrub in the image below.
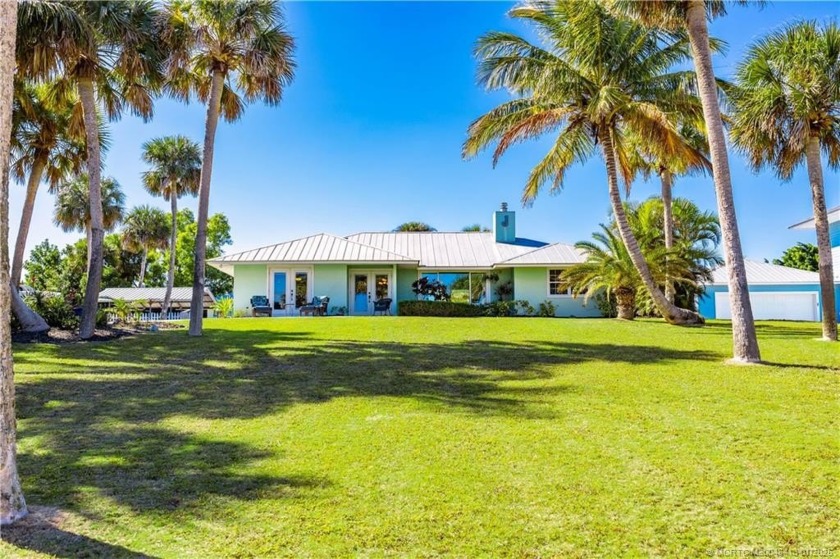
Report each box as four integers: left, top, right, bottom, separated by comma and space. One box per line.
214, 296, 234, 318
594, 292, 617, 318
24, 292, 79, 330
537, 300, 556, 317
96, 310, 110, 329
398, 300, 485, 317
515, 300, 535, 316
111, 298, 142, 323
495, 281, 514, 301
484, 301, 517, 317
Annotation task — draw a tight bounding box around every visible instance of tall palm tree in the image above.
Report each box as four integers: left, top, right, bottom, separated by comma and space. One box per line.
0, 0, 27, 526
394, 222, 437, 232
610, 0, 759, 360
53, 174, 126, 269
160, 0, 295, 336
729, 21, 839, 342
141, 135, 201, 312
624, 124, 711, 303
464, 0, 704, 325
9, 82, 105, 287
16, 0, 163, 339
121, 206, 171, 287
462, 224, 490, 232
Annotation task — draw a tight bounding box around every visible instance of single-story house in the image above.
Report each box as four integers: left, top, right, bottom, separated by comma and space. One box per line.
209, 204, 601, 317
789, 205, 840, 321
698, 260, 826, 321
98, 286, 216, 316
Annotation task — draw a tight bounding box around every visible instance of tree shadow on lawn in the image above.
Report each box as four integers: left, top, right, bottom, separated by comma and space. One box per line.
702, 320, 825, 340
2, 506, 160, 559
10, 330, 717, 533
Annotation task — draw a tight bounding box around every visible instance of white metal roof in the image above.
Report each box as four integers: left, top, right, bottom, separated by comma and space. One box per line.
711, 260, 821, 285
345, 232, 547, 269
498, 242, 586, 266
789, 206, 840, 230
209, 233, 418, 273
98, 287, 216, 304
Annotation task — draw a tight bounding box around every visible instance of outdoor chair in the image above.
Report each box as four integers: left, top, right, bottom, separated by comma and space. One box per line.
373, 298, 392, 316
300, 296, 330, 316
250, 296, 272, 317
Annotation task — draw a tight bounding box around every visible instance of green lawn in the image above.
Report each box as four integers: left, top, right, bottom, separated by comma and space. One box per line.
2, 318, 838, 558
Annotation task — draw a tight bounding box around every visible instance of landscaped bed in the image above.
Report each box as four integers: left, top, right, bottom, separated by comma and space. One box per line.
2, 318, 838, 557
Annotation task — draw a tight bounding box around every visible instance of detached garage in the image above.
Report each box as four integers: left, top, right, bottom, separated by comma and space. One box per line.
698, 260, 824, 322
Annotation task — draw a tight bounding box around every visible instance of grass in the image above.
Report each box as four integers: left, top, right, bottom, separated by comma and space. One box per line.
1, 317, 838, 558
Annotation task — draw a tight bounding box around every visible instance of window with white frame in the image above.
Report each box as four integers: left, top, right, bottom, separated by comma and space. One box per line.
548, 269, 571, 296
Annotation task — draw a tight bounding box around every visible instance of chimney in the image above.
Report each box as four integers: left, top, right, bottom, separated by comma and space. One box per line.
493, 202, 516, 243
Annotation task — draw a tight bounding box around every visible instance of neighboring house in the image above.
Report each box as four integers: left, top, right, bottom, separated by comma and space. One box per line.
698, 260, 825, 321
209, 204, 601, 317
98, 287, 216, 316
788, 205, 840, 321
699, 206, 840, 322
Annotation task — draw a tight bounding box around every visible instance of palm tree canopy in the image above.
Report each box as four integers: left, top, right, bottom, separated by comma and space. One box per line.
608, 0, 751, 30
625, 196, 722, 273
11, 81, 110, 191
161, 0, 296, 122
463, 0, 707, 204
16, 0, 164, 122
141, 135, 202, 200
121, 205, 171, 253
729, 20, 840, 179
393, 222, 437, 232
53, 174, 125, 232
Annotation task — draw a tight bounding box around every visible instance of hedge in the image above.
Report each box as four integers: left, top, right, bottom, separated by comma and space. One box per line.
397, 300, 486, 317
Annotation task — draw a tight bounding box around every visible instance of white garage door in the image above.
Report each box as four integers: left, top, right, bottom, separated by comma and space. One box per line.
715, 291, 819, 321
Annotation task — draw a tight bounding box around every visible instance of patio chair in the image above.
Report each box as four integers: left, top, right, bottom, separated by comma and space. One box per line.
300, 296, 330, 316
373, 298, 392, 316
250, 295, 272, 317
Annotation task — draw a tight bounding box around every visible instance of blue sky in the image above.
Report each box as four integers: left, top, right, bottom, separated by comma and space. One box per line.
12, 1, 839, 263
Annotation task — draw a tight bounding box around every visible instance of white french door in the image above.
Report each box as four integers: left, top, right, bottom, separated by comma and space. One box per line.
349, 270, 392, 315
269, 268, 311, 316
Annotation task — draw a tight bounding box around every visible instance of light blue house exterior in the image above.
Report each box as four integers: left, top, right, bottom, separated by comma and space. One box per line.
209, 205, 601, 317
699, 206, 840, 322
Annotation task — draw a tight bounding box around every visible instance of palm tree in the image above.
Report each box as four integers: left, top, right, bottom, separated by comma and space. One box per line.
160, 0, 295, 336
10, 82, 104, 288
0, 0, 27, 526
464, 0, 704, 325
624, 124, 711, 303
610, 0, 759, 360
141, 135, 201, 312
16, 0, 163, 339
121, 206, 171, 287
394, 222, 437, 232
564, 225, 692, 320
729, 21, 838, 342
462, 224, 490, 232
53, 174, 126, 269
626, 197, 722, 312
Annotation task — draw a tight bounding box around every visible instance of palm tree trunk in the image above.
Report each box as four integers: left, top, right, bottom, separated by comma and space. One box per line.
685, 0, 760, 362
11, 153, 47, 287
805, 137, 837, 341
162, 194, 177, 315
600, 129, 703, 325
189, 70, 225, 337
615, 288, 636, 320
77, 77, 104, 339
10, 286, 49, 333
139, 247, 147, 287
661, 169, 675, 304
0, 0, 28, 526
